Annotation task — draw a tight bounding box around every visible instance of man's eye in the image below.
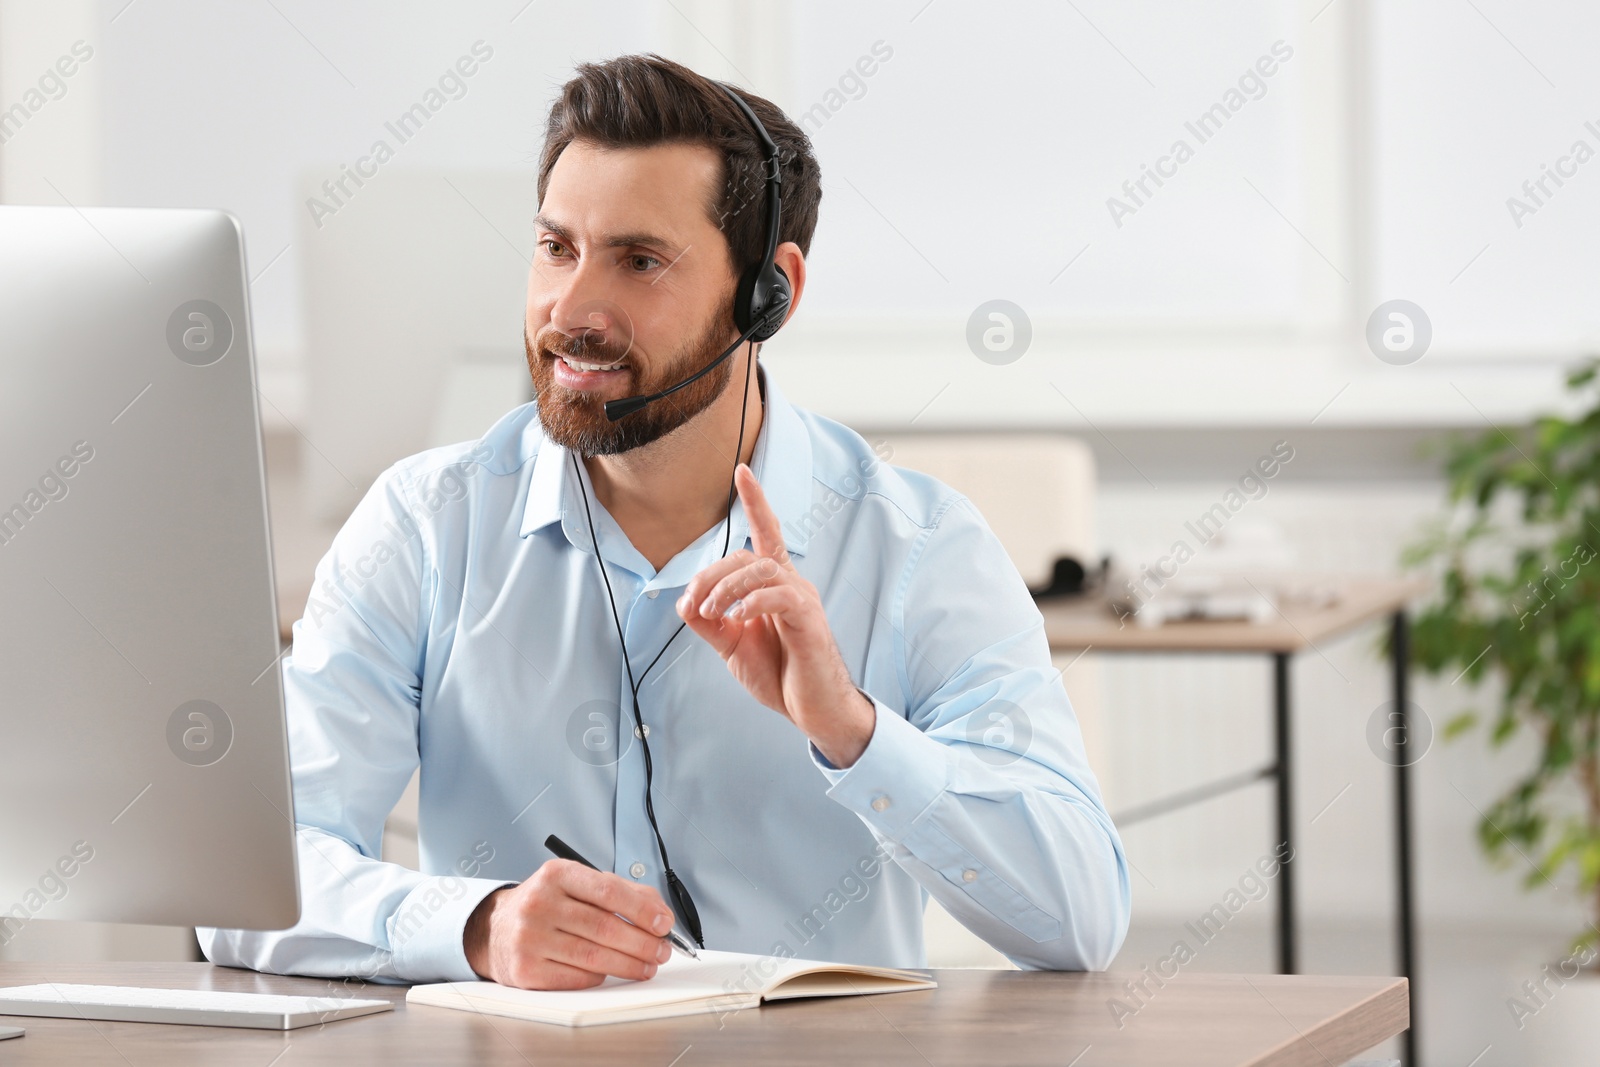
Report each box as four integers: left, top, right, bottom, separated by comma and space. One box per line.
630, 254, 660, 272
543, 241, 567, 258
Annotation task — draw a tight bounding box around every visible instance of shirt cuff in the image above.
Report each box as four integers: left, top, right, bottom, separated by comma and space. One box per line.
387, 875, 514, 983
810, 691, 950, 841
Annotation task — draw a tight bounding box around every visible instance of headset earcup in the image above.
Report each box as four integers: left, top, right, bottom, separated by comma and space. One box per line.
735, 263, 792, 343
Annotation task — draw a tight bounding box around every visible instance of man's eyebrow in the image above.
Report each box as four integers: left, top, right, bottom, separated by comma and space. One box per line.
533, 214, 572, 242
605, 231, 681, 254
533, 214, 683, 255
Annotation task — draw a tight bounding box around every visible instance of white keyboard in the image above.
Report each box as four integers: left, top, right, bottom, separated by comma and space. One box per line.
0, 983, 393, 1030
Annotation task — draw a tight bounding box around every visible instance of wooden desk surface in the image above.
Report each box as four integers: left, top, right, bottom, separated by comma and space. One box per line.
0, 963, 1406, 1066
1040, 576, 1427, 654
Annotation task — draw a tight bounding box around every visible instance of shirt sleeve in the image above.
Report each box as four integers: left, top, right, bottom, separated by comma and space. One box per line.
810, 495, 1130, 971
197, 460, 509, 984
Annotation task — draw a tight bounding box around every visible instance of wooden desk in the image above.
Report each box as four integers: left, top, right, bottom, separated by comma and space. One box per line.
0, 962, 1407, 1066
1041, 576, 1425, 1065
1040, 578, 1425, 655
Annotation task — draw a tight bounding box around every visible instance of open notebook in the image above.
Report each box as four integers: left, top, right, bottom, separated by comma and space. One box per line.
406, 949, 935, 1027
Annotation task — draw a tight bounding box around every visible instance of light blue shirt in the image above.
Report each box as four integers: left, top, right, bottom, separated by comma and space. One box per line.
200, 369, 1129, 982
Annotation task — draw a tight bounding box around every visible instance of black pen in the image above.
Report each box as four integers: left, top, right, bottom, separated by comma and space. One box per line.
544, 834, 700, 960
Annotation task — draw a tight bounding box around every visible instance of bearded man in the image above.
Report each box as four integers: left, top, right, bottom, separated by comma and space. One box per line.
202, 53, 1128, 989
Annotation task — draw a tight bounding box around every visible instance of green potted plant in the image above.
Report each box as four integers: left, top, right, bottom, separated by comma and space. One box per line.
1403, 359, 1600, 985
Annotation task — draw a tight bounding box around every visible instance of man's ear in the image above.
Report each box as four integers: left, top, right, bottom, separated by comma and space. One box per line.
772, 241, 806, 327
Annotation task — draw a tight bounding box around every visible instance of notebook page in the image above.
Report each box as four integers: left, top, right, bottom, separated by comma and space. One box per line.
407, 949, 935, 1024
411, 950, 773, 1019
762, 970, 936, 1001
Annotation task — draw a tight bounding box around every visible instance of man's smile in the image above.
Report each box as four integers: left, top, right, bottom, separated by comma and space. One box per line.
544, 347, 635, 392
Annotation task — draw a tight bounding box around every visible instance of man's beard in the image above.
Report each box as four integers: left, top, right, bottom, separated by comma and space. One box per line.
525, 295, 739, 457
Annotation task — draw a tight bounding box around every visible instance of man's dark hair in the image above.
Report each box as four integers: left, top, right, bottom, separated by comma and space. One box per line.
538, 54, 822, 280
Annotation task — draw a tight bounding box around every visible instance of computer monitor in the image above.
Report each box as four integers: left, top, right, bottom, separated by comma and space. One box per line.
0, 205, 299, 937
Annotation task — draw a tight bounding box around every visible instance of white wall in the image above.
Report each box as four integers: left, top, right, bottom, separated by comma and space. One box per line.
0, 0, 99, 204
3, 0, 1589, 439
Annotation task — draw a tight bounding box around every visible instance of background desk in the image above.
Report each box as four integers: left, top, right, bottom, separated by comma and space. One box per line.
0, 962, 1407, 1066
1041, 577, 1423, 1066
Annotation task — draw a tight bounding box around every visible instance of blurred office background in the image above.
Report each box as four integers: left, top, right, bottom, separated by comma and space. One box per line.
4, 1, 1600, 1063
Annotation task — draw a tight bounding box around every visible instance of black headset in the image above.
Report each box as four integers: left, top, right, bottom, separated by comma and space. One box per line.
602, 83, 791, 421
571, 82, 791, 948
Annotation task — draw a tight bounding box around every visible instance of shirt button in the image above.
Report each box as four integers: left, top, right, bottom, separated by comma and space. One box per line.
871, 795, 891, 812
629, 862, 646, 879
646, 589, 659, 599
634, 724, 650, 739
962, 868, 978, 883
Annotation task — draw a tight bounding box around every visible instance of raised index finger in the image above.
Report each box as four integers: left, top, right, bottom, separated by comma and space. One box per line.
735, 463, 790, 566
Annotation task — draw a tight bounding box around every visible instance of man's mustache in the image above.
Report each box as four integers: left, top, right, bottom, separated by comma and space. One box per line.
535, 326, 632, 366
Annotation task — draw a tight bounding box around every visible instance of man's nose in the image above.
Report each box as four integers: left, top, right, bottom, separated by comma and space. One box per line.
548, 262, 631, 346
551, 297, 634, 354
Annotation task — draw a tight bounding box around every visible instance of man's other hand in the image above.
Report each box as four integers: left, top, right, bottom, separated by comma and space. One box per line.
677, 463, 877, 767
463, 859, 675, 988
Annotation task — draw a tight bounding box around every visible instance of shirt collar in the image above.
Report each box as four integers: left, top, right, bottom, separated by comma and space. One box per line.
519, 366, 815, 574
